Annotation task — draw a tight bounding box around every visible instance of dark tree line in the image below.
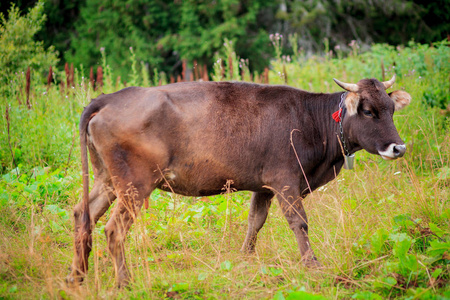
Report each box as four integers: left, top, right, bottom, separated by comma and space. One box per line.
1, 0, 449, 79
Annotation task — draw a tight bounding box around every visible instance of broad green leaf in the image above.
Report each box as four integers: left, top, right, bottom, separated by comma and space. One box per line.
370, 228, 389, 255
393, 214, 415, 229
427, 240, 450, 257
383, 276, 397, 286
352, 291, 383, 300
221, 260, 232, 271
170, 282, 189, 292
273, 290, 285, 300
197, 273, 208, 281
429, 223, 445, 237
390, 233, 413, 258
286, 291, 326, 300
49, 220, 63, 232
431, 268, 442, 279
389, 232, 411, 243
260, 265, 269, 275
270, 267, 283, 277
401, 254, 418, 272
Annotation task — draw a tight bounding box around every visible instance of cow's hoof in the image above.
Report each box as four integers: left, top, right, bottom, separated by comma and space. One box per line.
302, 258, 323, 269
117, 280, 131, 290
117, 274, 131, 289
65, 275, 83, 288
239, 246, 256, 255
66, 267, 84, 288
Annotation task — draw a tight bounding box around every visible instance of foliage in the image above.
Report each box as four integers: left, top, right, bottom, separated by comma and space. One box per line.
0, 40, 449, 299
65, 0, 177, 80
276, 0, 450, 53
0, 1, 58, 88
37, 0, 85, 58
2, 0, 450, 81
173, 0, 274, 73
65, 0, 275, 80
0, 86, 80, 173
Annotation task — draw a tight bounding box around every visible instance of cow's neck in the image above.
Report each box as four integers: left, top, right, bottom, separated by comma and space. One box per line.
330, 92, 361, 159
302, 91, 361, 177
338, 93, 362, 156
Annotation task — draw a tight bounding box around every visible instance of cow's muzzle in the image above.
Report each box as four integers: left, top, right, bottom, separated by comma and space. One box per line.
379, 144, 406, 160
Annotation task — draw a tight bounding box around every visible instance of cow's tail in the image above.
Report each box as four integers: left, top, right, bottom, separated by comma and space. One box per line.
78, 99, 105, 272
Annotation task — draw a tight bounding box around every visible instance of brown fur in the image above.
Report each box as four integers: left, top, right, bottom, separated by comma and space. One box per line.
68, 79, 410, 287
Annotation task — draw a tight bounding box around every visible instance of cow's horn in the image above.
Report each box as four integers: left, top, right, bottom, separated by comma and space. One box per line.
333, 78, 359, 92
382, 74, 396, 90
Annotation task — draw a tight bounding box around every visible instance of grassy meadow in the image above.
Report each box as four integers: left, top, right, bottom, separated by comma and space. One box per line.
0, 40, 449, 299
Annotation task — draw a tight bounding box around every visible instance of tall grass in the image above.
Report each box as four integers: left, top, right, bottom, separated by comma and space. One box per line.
0, 40, 449, 299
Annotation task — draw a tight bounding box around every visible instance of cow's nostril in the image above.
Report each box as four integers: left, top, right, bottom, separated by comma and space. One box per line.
393, 145, 406, 157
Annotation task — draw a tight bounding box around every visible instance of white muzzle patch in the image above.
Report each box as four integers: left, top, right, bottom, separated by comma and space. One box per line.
378, 143, 406, 160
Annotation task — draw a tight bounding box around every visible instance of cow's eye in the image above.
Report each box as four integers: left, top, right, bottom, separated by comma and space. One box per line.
363, 109, 373, 117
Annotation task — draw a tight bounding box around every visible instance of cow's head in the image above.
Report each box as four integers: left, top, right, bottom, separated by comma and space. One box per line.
333, 75, 411, 160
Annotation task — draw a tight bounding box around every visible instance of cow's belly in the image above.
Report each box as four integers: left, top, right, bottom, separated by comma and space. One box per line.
154, 159, 264, 196
157, 184, 226, 197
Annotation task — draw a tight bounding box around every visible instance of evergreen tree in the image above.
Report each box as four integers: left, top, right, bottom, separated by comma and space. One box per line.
65, 0, 181, 80
172, 0, 276, 72
276, 0, 450, 53
66, 0, 276, 80
38, 0, 85, 58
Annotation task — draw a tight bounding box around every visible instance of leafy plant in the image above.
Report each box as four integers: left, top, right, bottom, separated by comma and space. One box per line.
423, 85, 450, 109
0, 1, 58, 90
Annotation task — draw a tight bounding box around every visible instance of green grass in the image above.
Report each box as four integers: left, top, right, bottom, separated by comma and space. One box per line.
0, 40, 449, 299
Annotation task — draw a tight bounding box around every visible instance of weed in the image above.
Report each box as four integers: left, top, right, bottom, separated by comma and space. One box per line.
0, 40, 449, 299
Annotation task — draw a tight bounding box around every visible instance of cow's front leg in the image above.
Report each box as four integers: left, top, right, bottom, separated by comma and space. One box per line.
276, 188, 321, 267
241, 191, 273, 253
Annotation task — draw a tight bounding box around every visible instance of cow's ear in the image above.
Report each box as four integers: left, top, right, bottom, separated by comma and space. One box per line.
389, 90, 411, 111
344, 92, 359, 115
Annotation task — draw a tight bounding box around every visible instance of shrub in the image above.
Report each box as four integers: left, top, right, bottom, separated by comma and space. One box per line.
0, 1, 58, 91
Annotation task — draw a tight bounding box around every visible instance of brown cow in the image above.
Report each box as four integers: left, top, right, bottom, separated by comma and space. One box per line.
67, 75, 411, 287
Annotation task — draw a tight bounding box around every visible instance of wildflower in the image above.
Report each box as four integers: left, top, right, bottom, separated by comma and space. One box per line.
270, 33, 283, 42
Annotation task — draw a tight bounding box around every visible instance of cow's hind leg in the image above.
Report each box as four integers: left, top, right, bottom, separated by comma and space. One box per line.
98, 141, 163, 287
67, 178, 116, 285
67, 144, 117, 286
276, 187, 321, 268
241, 191, 273, 253
103, 176, 154, 288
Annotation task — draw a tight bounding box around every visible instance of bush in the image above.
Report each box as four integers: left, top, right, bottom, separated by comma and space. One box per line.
0, 1, 58, 91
